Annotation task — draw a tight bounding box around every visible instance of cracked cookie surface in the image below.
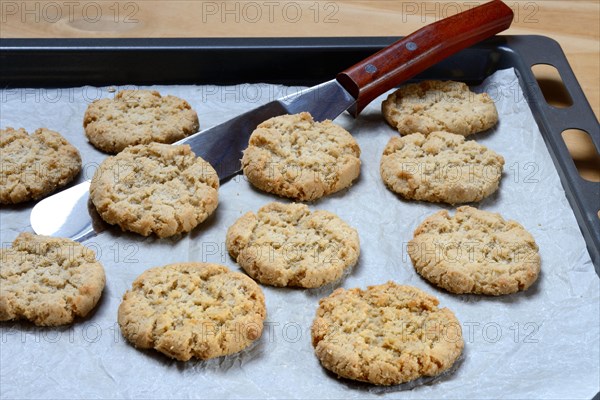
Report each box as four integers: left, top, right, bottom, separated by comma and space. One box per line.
226, 202, 360, 288
118, 263, 266, 361
89, 143, 219, 238
0, 233, 106, 326
83, 90, 199, 153
311, 282, 464, 385
380, 131, 504, 204
0, 127, 81, 204
382, 80, 498, 136
242, 112, 361, 201
409, 206, 541, 295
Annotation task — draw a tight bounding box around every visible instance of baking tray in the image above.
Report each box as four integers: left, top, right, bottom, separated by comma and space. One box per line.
1, 35, 598, 273
0, 36, 599, 400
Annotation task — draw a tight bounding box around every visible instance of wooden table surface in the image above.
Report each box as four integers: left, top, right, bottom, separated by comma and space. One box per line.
2, 0, 599, 179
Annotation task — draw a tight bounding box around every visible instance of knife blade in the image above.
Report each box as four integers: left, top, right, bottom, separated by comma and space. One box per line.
30, 0, 514, 241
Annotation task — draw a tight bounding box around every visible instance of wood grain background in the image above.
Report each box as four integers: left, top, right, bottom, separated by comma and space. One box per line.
1, 0, 598, 179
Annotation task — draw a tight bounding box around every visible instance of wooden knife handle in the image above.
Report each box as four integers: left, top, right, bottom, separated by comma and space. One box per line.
337, 0, 514, 116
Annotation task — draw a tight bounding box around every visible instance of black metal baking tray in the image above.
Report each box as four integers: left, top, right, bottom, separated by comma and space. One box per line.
1, 35, 598, 273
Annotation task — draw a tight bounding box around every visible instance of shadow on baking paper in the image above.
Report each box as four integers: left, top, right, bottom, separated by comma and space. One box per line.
188, 204, 223, 241
302, 250, 364, 300
453, 269, 543, 305
126, 327, 268, 373
471, 122, 501, 142
341, 105, 385, 136
410, 263, 543, 305
84, 194, 223, 243
238, 163, 366, 207
186, 335, 267, 373
321, 348, 466, 393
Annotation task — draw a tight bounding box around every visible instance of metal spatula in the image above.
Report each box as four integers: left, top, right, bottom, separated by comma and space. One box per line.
30, 0, 514, 241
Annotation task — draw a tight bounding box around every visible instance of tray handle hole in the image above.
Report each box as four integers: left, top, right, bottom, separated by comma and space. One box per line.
532, 64, 573, 108
561, 129, 600, 182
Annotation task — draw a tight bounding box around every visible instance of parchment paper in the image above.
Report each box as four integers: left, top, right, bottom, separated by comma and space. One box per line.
1, 69, 598, 399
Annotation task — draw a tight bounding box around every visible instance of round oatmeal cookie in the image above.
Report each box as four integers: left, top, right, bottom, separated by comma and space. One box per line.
380, 131, 504, 204
0, 127, 81, 204
409, 206, 541, 295
0, 233, 106, 326
241, 112, 361, 201
118, 263, 266, 361
382, 80, 498, 136
89, 143, 219, 238
311, 282, 464, 386
83, 89, 199, 153
226, 202, 360, 288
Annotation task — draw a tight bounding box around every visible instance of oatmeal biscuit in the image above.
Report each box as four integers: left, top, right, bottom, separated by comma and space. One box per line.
89, 143, 218, 238
118, 263, 266, 361
382, 80, 498, 136
408, 206, 541, 295
311, 282, 464, 385
380, 131, 504, 204
242, 112, 361, 201
226, 202, 360, 288
0, 233, 106, 326
83, 90, 199, 153
0, 127, 81, 204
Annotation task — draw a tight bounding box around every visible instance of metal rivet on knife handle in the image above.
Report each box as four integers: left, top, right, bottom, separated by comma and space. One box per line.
365, 64, 377, 74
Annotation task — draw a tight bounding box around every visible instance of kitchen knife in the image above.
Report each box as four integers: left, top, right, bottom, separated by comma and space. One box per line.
30, 0, 514, 241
